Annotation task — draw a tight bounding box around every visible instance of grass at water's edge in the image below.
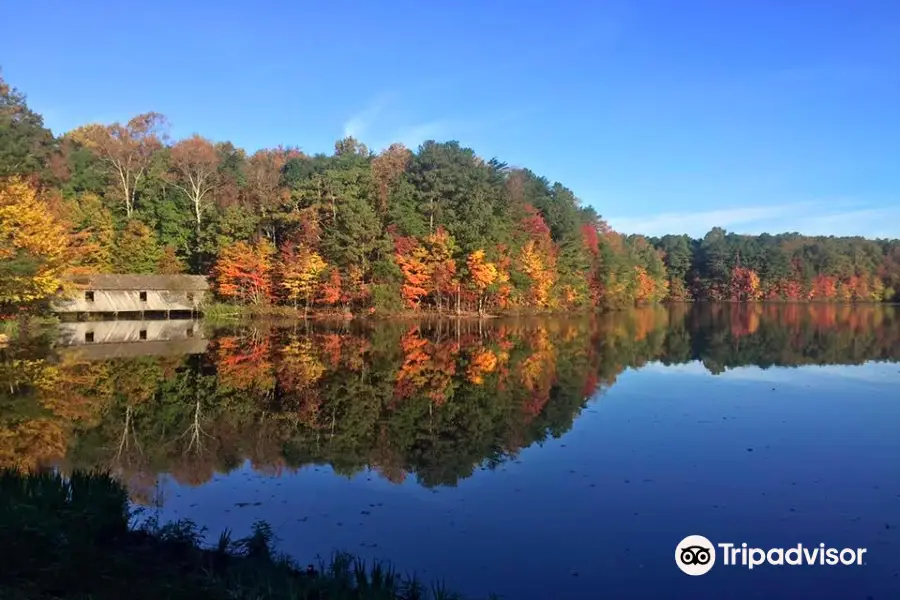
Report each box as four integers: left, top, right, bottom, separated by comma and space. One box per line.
0, 470, 496, 600
200, 301, 354, 323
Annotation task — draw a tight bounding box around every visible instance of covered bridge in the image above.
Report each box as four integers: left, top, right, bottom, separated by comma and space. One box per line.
53, 274, 209, 317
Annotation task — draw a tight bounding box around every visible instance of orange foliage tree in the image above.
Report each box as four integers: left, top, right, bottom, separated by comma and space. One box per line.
810, 275, 837, 300
396, 244, 431, 308
214, 239, 275, 305
425, 227, 457, 311
729, 267, 762, 301
467, 249, 497, 313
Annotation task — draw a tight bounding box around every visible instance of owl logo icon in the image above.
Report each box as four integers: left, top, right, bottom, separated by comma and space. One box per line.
675, 535, 716, 575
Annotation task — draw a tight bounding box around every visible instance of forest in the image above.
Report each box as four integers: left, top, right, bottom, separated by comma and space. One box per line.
2, 72, 899, 316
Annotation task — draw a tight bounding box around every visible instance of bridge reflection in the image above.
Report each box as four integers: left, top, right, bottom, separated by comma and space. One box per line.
57, 320, 207, 360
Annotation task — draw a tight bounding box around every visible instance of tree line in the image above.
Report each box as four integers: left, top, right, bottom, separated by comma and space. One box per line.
2, 72, 899, 315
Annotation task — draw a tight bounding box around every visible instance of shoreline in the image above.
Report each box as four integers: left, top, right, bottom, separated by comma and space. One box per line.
198, 299, 899, 323
1, 469, 488, 600
4, 299, 899, 329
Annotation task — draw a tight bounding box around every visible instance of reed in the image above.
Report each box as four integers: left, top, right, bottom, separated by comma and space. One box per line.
0, 469, 495, 600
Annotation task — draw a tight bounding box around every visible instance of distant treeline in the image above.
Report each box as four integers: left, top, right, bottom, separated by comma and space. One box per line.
2, 73, 899, 315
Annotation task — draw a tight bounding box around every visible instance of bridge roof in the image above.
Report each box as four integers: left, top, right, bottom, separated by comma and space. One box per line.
69, 274, 210, 291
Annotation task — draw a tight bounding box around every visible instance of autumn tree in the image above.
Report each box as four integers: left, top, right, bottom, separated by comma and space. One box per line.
0, 177, 71, 308
396, 244, 431, 308
633, 266, 667, 303
113, 220, 163, 274
520, 240, 554, 307
69, 113, 167, 217
424, 227, 457, 311
319, 268, 343, 306
65, 192, 115, 273
169, 135, 221, 234
371, 143, 411, 212
279, 242, 327, 314
729, 266, 762, 301
214, 239, 275, 305
467, 249, 497, 314
494, 251, 514, 309
157, 245, 186, 274
810, 274, 837, 300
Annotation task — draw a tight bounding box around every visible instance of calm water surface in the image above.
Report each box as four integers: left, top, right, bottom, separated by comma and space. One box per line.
3, 304, 899, 599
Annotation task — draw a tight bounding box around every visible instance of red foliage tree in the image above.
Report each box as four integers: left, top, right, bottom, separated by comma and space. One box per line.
214, 239, 275, 305
319, 268, 343, 306
729, 267, 762, 301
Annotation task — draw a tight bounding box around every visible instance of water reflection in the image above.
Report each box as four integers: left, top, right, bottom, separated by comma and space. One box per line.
2, 304, 898, 493
56, 319, 207, 360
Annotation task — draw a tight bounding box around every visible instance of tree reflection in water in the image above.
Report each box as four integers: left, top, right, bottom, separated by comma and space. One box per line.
1, 303, 898, 502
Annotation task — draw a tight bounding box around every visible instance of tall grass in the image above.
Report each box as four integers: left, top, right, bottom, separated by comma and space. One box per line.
200, 301, 249, 322
0, 469, 495, 600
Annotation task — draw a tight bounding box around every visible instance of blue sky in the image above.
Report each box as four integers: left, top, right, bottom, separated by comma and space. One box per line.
2, 0, 898, 238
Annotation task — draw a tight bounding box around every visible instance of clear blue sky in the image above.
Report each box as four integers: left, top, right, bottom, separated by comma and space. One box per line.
2, 0, 898, 238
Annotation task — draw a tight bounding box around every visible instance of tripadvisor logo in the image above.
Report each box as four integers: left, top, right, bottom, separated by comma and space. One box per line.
676, 535, 716, 576
675, 535, 867, 576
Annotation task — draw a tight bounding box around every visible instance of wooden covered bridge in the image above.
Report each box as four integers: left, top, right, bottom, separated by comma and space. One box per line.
53, 274, 209, 318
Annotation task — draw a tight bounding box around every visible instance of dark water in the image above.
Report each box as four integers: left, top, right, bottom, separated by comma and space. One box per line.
3, 304, 900, 599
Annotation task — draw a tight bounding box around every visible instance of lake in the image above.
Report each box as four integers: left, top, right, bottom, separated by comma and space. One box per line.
2, 303, 899, 599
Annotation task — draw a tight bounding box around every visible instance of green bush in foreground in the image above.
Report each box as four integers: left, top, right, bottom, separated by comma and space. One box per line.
0, 469, 494, 600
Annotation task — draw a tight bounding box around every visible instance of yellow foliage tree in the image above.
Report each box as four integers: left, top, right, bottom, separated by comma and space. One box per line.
520, 240, 554, 307
280, 244, 327, 314
0, 177, 71, 307
425, 227, 457, 311
66, 192, 115, 273
869, 275, 885, 301
634, 266, 669, 303
467, 249, 497, 314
